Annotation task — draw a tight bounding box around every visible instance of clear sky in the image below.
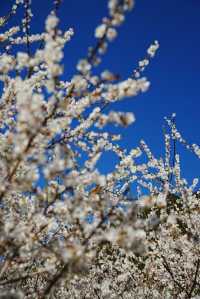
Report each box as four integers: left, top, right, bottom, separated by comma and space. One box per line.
1, 0, 200, 184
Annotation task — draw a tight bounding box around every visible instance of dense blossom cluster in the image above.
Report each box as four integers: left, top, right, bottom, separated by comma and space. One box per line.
0, 1, 199, 298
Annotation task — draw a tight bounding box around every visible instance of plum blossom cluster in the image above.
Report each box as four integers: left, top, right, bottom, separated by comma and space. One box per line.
56, 119, 200, 299
77, 0, 134, 75
0, 1, 199, 299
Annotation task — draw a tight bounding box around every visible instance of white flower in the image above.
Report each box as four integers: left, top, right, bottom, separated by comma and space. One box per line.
139, 59, 149, 68
95, 24, 107, 39
45, 14, 58, 32
106, 27, 117, 41
77, 59, 91, 74
17, 52, 29, 69
147, 40, 159, 58
72, 75, 88, 92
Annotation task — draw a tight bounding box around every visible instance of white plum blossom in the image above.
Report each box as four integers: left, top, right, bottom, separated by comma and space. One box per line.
106, 27, 117, 41
147, 40, 160, 58
0, 1, 199, 299
95, 24, 107, 38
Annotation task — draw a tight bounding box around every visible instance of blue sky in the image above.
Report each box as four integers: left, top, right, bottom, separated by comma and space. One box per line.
1, 0, 200, 184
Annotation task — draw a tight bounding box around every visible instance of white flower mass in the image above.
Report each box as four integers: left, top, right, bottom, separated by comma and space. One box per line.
0, 0, 199, 298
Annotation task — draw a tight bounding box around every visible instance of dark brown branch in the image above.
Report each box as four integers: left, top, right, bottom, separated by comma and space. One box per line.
161, 254, 190, 297
188, 259, 200, 298
41, 263, 69, 299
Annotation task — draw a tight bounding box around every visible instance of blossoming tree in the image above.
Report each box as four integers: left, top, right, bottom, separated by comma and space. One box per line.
0, 0, 199, 298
